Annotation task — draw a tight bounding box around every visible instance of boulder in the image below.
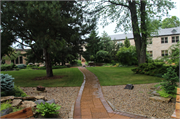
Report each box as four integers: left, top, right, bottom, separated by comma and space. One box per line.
149, 96, 171, 103
35, 96, 45, 100
35, 99, 45, 104
14, 97, 23, 100
1, 96, 14, 103
1, 107, 13, 116
11, 99, 22, 107
20, 101, 36, 108
46, 99, 55, 104
23, 96, 35, 100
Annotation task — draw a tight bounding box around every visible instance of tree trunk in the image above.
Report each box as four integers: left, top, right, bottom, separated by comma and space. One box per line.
44, 48, 53, 77
129, 1, 147, 65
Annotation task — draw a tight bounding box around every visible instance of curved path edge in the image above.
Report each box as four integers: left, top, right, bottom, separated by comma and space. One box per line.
74, 67, 147, 118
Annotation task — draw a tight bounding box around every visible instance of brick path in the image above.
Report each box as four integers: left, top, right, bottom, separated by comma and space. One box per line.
73, 67, 146, 119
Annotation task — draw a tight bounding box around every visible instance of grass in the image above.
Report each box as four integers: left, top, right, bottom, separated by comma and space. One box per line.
1, 68, 83, 87
86, 67, 164, 86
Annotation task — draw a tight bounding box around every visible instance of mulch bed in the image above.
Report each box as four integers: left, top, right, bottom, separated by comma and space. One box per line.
33, 75, 64, 80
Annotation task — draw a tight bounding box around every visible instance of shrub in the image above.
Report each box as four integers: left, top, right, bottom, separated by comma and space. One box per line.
157, 87, 176, 98
131, 62, 179, 77
36, 102, 61, 118
1, 63, 16, 71
16, 64, 27, 69
1, 100, 12, 111
1, 74, 14, 93
1, 85, 27, 97
160, 67, 179, 94
96, 50, 110, 63
116, 46, 138, 66
74, 60, 82, 66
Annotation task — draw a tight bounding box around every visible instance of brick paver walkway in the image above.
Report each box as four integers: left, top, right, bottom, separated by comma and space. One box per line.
74, 67, 146, 119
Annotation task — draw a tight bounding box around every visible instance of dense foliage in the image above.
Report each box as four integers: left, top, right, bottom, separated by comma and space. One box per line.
116, 46, 138, 66
131, 62, 179, 77
160, 67, 179, 94
36, 102, 61, 118
124, 37, 130, 48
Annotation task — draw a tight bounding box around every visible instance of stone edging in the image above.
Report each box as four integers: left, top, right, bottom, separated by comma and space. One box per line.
90, 69, 148, 118
73, 67, 86, 118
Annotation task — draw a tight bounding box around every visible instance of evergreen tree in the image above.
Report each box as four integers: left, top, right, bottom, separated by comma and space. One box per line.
124, 37, 130, 48
83, 30, 100, 62
1, 1, 96, 77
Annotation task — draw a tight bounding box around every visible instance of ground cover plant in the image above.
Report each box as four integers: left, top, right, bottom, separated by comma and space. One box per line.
86, 67, 163, 86
1, 68, 83, 87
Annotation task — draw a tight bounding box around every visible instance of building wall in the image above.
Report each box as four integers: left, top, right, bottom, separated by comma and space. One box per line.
5, 50, 28, 65
115, 34, 180, 59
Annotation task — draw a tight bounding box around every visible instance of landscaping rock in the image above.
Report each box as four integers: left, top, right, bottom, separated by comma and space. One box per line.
11, 99, 22, 107
151, 91, 160, 96
37, 86, 45, 91
20, 101, 36, 108
14, 97, 23, 99
23, 96, 35, 100
1, 107, 13, 116
35, 99, 45, 104
150, 87, 156, 90
35, 96, 45, 100
46, 99, 55, 104
149, 96, 171, 103
1, 96, 14, 103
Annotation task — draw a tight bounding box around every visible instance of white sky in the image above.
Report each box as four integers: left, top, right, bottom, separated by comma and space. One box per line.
97, 0, 180, 36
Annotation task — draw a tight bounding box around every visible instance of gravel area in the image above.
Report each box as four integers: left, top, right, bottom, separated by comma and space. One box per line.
20, 87, 80, 118
102, 83, 176, 119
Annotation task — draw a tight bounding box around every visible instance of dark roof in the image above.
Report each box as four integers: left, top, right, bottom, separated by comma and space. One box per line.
109, 27, 180, 40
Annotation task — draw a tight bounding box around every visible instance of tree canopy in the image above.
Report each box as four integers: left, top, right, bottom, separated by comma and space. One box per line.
161, 16, 180, 29
84, 0, 175, 65
1, 1, 96, 77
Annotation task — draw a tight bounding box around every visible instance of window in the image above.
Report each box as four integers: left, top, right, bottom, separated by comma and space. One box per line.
147, 51, 153, 57
117, 41, 122, 44
11, 60, 14, 64
147, 39, 152, 44
172, 36, 179, 43
20, 56, 23, 64
16, 58, 19, 64
161, 50, 168, 56
161, 37, 168, 43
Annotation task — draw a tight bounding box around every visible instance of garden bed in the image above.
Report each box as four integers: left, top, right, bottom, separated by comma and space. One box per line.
20, 87, 80, 118
102, 83, 176, 118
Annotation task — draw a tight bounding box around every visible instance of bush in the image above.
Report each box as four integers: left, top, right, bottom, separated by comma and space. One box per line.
157, 87, 176, 98
1, 85, 27, 97
1, 63, 16, 71
1, 74, 14, 93
36, 102, 61, 118
131, 62, 179, 77
1, 101, 12, 111
116, 46, 138, 66
160, 67, 178, 94
16, 64, 27, 69
74, 60, 82, 66
96, 50, 111, 63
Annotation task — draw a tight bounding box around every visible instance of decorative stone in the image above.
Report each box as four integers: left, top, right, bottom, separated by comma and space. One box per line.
151, 91, 160, 96
35, 99, 45, 104
1, 107, 13, 116
1, 96, 14, 103
149, 96, 171, 103
150, 87, 156, 90
124, 84, 134, 90
23, 96, 35, 100
35, 96, 45, 100
14, 97, 23, 99
11, 99, 22, 107
20, 101, 37, 108
46, 99, 55, 104
37, 86, 45, 91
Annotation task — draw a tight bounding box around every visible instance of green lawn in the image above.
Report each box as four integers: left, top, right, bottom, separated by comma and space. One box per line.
1, 68, 83, 87
86, 67, 164, 86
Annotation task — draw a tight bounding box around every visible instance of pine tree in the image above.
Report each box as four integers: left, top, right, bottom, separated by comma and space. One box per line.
124, 37, 130, 48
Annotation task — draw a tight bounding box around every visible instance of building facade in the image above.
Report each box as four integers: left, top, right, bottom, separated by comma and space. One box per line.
109, 27, 180, 59
4, 49, 29, 65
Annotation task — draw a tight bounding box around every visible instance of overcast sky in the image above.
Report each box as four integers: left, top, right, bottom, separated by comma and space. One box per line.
97, 0, 180, 36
